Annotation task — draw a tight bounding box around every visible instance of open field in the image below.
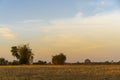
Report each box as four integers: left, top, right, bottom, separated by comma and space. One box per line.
0, 65, 120, 80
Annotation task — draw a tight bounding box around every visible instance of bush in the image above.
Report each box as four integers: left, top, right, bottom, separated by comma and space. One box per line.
52, 53, 66, 65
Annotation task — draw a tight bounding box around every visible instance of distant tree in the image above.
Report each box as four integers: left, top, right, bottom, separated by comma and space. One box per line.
33, 60, 47, 65
0, 58, 8, 65
111, 60, 114, 63
38, 60, 47, 64
76, 61, 80, 64
104, 61, 110, 64
12, 60, 19, 65
11, 44, 34, 64
84, 59, 91, 64
117, 61, 120, 64
52, 53, 66, 65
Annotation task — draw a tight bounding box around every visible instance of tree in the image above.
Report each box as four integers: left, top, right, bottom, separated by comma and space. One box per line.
12, 60, 19, 65
11, 44, 33, 64
0, 58, 8, 65
52, 53, 66, 65
84, 59, 91, 64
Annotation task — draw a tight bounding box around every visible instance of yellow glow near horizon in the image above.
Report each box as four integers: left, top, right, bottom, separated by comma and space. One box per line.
0, 11, 120, 62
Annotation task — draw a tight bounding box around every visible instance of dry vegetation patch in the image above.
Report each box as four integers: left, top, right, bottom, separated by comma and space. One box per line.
0, 65, 120, 80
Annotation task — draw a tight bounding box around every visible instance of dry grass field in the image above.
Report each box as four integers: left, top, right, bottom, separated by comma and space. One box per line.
0, 65, 120, 80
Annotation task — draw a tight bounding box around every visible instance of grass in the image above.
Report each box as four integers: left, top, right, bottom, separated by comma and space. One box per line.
0, 65, 120, 80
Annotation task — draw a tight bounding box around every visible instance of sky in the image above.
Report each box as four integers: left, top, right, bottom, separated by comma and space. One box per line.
0, 0, 120, 62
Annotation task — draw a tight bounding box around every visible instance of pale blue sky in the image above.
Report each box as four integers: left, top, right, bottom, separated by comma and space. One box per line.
0, 0, 120, 62
0, 0, 119, 23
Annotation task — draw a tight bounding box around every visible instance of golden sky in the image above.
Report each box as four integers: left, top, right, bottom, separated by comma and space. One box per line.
0, 0, 120, 62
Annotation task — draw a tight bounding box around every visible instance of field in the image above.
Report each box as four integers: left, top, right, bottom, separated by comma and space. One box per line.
0, 65, 120, 80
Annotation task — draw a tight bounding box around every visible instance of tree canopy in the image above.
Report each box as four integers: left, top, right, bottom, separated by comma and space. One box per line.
11, 44, 33, 64
0, 58, 8, 65
52, 53, 66, 65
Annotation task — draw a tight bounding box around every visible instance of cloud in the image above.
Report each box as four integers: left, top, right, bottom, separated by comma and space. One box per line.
80, 0, 119, 17
101, 0, 105, 5
0, 28, 16, 39
50, 10, 120, 25
18, 19, 44, 24
39, 10, 120, 50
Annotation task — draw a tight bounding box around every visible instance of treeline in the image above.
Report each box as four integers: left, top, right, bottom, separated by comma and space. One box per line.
71, 59, 120, 65
0, 44, 120, 65
0, 57, 120, 65
0, 44, 66, 65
